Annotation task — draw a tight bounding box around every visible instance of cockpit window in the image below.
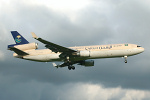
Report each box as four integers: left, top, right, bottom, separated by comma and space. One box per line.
137, 45, 141, 47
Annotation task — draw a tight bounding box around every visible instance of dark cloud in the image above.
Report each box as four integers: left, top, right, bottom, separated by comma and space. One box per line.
0, 0, 150, 99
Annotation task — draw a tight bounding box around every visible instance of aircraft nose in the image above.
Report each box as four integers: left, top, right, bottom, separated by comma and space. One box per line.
141, 47, 144, 52
137, 45, 144, 53
138, 47, 144, 53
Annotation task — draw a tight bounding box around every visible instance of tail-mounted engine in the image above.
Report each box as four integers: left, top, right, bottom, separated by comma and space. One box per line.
8, 42, 38, 51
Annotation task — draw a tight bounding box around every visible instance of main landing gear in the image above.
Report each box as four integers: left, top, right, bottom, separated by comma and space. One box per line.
124, 56, 127, 63
68, 65, 75, 70
66, 56, 75, 70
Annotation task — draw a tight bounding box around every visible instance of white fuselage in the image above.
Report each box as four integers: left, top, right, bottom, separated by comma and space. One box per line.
13, 44, 144, 62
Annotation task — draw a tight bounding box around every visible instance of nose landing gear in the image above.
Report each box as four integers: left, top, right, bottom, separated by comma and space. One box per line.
124, 56, 127, 63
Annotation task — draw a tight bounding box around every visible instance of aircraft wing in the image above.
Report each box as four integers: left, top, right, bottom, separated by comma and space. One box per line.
9, 47, 29, 56
31, 32, 77, 54
52, 62, 69, 68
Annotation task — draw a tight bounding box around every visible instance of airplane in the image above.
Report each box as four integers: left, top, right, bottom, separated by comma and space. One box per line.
8, 31, 144, 70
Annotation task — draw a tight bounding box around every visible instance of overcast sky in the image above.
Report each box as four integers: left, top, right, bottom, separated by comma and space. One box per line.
0, 0, 150, 100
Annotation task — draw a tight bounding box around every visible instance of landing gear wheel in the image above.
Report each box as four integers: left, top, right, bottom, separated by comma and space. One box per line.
68, 66, 72, 70
124, 60, 127, 63
72, 66, 75, 70
68, 65, 75, 70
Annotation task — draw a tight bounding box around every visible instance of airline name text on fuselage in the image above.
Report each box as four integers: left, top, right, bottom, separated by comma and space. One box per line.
73, 44, 123, 50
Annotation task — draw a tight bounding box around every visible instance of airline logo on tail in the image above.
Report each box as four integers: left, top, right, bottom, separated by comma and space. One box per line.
15, 35, 22, 43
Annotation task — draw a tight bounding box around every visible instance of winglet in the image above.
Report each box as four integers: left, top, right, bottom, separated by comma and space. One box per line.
52, 63, 58, 68
31, 32, 38, 39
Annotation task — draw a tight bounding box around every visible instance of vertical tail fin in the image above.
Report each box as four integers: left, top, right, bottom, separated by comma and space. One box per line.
11, 31, 29, 45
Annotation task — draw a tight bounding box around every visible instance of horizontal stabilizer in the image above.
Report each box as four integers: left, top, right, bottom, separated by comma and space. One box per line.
9, 47, 29, 56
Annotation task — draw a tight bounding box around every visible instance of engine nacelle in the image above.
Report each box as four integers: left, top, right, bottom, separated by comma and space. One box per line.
79, 60, 94, 67
14, 42, 38, 50
78, 50, 90, 57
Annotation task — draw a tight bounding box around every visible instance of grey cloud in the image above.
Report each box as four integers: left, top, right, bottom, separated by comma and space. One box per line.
0, 81, 149, 100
